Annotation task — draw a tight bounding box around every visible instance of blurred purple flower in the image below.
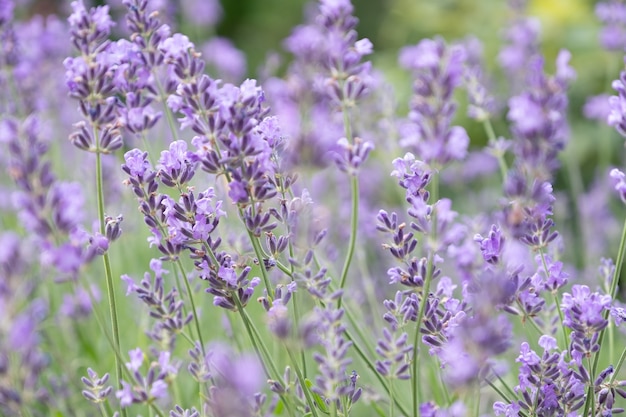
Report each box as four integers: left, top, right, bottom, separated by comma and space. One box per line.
180, 0, 222, 27
610, 168, 626, 203
584, 94, 611, 122
201, 37, 246, 83
596, 0, 626, 50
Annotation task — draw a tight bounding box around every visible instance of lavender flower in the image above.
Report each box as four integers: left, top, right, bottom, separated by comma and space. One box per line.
609, 74, 626, 137
596, 0, 626, 51
562, 285, 612, 359
116, 348, 175, 407
506, 50, 575, 179
121, 259, 193, 348
474, 224, 505, 265
81, 368, 112, 404
399, 38, 469, 167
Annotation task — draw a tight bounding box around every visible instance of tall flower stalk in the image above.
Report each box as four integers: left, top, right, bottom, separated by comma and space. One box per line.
64, 2, 125, 409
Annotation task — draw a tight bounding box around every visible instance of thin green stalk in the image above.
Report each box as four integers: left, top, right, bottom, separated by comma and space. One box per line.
83, 283, 133, 381
342, 300, 377, 358
330, 400, 338, 417
344, 329, 411, 417
473, 384, 481, 417
564, 154, 587, 270
586, 357, 595, 417
149, 402, 166, 417
286, 348, 320, 417
234, 298, 296, 417
337, 99, 358, 309
486, 379, 528, 417
412, 173, 439, 417
291, 290, 307, 375
94, 133, 125, 417
388, 377, 394, 417
482, 119, 507, 181
154, 76, 179, 142
338, 175, 359, 309
591, 216, 626, 378
247, 228, 274, 298
175, 260, 206, 354
610, 345, 626, 384
538, 250, 568, 350
234, 297, 282, 382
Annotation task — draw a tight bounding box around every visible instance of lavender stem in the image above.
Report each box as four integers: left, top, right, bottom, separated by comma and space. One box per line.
337, 102, 359, 309
95, 131, 125, 417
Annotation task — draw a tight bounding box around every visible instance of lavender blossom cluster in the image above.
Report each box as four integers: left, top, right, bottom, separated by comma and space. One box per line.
2, 0, 626, 416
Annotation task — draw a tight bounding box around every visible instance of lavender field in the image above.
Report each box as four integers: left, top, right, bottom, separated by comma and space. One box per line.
3, 0, 626, 416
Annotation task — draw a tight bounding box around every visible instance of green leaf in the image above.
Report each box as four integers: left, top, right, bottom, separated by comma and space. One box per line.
304, 378, 329, 414
274, 398, 284, 415
370, 400, 387, 417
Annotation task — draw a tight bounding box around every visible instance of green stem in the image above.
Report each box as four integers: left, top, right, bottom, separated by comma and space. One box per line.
337, 97, 358, 309
388, 377, 394, 417
246, 227, 274, 298
610, 345, 626, 384
235, 296, 282, 383
149, 402, 166, 417
344, 329, 411, 417
538, 250, 568, 350
486, 379, 529, 417
412, 173, 439, 417
83, 284, 133, 381
175, 260, 206, 354
591, 217, 626, 378
286, 347, 320, 417
473, 383, 481, 417
482, 119, 507, 181
337, 176, 359, 308
94, 135, 125, 417
154, 76, 179, 142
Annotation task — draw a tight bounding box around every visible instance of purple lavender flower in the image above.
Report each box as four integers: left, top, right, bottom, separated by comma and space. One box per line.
474, 224, 505, 265
562, 285, 612, 359
198, 344, 264, 417
180, 0, 222, 27
506, 50, 575, 179
399, 38, 469, 167
201, 37, 246, 83
81, 368, 112, 404
498, 15, 541, 89
121, 259, 193, 347
609, 73, 626, 138
116, 347, 174, 408
584, 94, 611, 122
596, 0, 626, 51
610, 168, 626, 203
